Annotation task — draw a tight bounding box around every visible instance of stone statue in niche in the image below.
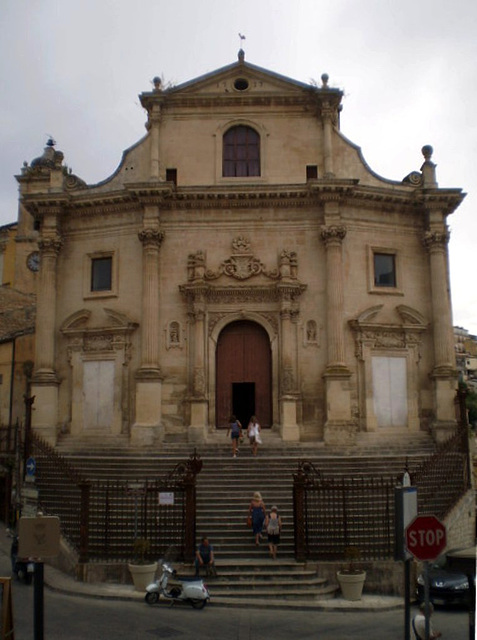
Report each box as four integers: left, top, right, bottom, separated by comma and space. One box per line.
166, 321, 183, 349
304, 320, 319, 347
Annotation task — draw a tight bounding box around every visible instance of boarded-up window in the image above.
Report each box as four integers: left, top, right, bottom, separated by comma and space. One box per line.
372, 356, 407, 427
83, 360, 114, 429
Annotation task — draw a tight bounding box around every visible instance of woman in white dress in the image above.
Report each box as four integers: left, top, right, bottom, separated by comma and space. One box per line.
247, 415, 262, 456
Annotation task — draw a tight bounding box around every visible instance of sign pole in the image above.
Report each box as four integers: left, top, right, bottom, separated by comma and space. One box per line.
404, 558, 411, 640
33, 561, 44, 640
424, 561, 430, 640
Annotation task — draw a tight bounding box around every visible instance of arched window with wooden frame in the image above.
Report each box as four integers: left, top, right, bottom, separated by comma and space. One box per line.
222, 125, 260, 177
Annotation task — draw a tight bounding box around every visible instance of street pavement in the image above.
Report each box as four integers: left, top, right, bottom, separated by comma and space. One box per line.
0, 526, 472, 639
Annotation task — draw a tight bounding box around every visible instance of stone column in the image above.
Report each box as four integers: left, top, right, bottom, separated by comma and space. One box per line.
321, 224, 354, 445
133, 223, 164, 446
321, 225, 348, 371
423, 227, 458, 440
31, 230, 62, 444
138, 228, 164, 374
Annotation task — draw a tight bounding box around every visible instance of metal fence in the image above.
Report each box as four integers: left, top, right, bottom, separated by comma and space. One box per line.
293, 424, 471, 562
30, 433, 202, 563
412, 425, 471, 519
293, 462, 395, 561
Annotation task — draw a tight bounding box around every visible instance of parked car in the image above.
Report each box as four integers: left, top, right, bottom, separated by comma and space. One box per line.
416, 552, 475, 606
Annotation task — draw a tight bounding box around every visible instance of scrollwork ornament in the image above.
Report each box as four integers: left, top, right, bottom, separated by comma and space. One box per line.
282, 368, 294, 393
193, 368, 205, 396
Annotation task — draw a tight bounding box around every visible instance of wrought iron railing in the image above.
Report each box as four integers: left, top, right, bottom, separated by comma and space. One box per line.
293, 461, 395, 561
293, 424, 471, 562
411, 425, 471, 518
30, 433, 202, 563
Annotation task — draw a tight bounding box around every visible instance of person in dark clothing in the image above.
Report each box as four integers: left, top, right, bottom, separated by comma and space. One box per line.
226, 415, 242, 458
195, 537, 216, 576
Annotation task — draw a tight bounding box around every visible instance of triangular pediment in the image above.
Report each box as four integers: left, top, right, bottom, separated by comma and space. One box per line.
169, 59, 311, 98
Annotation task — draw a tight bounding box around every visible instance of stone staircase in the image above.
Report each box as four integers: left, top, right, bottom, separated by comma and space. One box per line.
50, 429, 437, 602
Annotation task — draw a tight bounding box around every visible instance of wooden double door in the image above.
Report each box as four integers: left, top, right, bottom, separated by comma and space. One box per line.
216, 320, 272, 429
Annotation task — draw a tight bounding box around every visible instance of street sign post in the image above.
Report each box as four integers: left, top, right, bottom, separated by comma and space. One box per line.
406, 515, 447, 640
405, 514, 446, 561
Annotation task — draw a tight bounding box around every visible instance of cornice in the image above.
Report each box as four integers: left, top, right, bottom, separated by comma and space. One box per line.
412, 188, 466, 216
141, 93, 318, 113
19, 180, 466, 218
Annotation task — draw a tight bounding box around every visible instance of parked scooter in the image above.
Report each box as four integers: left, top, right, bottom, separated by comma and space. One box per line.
10, 534, 34, 585
145, 562, 210, 609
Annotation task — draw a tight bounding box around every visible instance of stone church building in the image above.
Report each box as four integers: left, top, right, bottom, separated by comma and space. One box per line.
15, 51, 465, 448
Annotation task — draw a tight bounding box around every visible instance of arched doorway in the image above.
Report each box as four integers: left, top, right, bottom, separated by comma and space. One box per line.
216, 320, 272, 429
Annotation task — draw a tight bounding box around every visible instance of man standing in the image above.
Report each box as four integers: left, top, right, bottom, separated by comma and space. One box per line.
195, 537, 216, 576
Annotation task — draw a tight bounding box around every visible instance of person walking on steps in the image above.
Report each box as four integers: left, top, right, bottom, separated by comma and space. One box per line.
265, 505, 282, 559
248, 491, 266, 546
226, 415, 242, 458
247, 415, 262, 456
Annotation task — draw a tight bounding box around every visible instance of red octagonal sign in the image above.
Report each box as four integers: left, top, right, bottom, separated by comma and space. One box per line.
406, 514, 447, 561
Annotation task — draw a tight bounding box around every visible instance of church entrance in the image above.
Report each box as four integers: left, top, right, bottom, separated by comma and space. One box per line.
216, 320, 272, 429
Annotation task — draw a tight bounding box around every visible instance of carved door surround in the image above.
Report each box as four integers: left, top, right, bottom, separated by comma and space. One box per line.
349, 304, 427, 433
180, 237, 306, 432
60, 308, 138, 437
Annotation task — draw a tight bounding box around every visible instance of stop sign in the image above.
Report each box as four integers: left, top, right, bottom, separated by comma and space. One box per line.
405, 514, 447, 561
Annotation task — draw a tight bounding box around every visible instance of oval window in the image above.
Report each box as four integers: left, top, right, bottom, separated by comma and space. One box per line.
234, 78, 249, 91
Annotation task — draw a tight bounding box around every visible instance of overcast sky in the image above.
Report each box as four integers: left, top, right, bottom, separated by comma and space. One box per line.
1, 0, 475, 333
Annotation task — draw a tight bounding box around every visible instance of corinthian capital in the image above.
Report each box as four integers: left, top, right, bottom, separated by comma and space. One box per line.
320, 225, 347, 245
138, 228, 165, 248
39, 235, 63, 255
422, 229, 450, 251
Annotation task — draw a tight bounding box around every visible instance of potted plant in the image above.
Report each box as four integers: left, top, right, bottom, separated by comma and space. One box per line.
128, 538, 158, 592
336, 546, 366, 601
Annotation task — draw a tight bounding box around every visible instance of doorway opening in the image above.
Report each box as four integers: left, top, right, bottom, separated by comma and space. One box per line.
232, 382, 255, 431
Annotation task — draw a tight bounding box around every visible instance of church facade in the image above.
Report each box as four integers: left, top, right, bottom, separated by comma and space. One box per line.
16, 52, 465, 448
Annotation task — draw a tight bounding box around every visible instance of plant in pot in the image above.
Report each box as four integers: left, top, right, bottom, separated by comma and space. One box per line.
128, 538, 158, 592
336, 546, 366, 601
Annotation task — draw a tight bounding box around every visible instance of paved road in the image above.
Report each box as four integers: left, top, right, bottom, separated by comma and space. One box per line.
1, 551, 471, 639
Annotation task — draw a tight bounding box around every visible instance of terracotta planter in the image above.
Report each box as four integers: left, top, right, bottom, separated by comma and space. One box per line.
128, 562, 158, 592
336, 570, 366, 601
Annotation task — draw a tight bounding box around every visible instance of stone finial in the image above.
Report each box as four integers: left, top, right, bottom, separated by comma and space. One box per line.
238, 48, 245, 62
153, 76, 162, 91
420, 144, 438, 188
421, 145, 433, 162
321, 73, 329, 88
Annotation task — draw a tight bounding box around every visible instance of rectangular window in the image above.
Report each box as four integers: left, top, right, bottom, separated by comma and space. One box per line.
91, 257, 112, 292
374, 253, 396, 287
166, 168, 177, 185
306, 165, 318, 180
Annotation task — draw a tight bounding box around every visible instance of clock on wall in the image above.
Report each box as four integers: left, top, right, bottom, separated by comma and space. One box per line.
26, 251, 40, 272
